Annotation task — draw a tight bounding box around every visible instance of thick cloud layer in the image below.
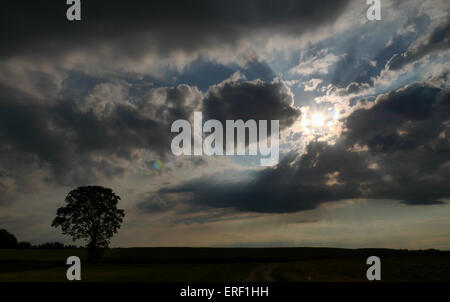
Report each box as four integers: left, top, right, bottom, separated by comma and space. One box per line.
0, 83, 202, 192
0, 0, 350, 59
204, 79, 300, 129
0, 77, 300, 203
141, 82, 450, 213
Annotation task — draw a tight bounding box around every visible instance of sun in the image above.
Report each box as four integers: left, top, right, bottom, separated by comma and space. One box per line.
310, 113, 326, 128
298, 108, 342, 143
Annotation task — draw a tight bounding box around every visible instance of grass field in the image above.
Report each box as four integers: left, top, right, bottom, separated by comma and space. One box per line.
1, 247, 450, 282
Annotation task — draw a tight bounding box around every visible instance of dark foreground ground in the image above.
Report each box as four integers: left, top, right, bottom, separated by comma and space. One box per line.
1, 247, 450, 282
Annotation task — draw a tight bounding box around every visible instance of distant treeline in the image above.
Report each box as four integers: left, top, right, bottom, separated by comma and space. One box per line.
0, 229, 80, 249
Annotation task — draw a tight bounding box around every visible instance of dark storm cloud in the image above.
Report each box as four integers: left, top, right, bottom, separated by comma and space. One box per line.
203, 79, 301, 129
386, 20, 450, 71
147, 142, 375, 213
345, 84, 449, 149
0, 83, 201, 188
0, 0, 350, 59
343, 83, 450, 204
141, 82, 450, 213
0, 76, 301, 198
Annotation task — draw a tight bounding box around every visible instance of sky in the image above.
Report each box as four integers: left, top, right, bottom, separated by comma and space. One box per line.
0, 0, 449, 249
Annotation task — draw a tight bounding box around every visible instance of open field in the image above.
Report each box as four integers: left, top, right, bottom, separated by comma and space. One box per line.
1, 248, 450, 282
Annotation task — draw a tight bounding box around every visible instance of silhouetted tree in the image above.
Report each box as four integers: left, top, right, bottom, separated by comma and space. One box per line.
35, 241, 65, 249
0, 229, 18, 248
17, 241, 32, 249
29, 241, 78, 249
51, 186, 125, 260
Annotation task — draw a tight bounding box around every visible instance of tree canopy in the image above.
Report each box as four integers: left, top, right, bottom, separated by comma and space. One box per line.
0, 229, 18, 248
52, 186, 125, 258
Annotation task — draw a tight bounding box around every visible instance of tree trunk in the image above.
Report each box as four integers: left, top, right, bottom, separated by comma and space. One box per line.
87, 236, 98, 261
